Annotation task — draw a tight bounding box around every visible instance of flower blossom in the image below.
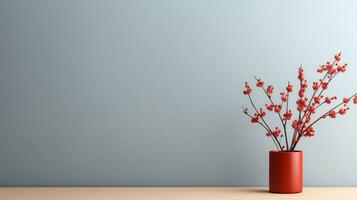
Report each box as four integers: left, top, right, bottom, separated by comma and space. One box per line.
321, 82, 328, 90
283, 110, 292, 120
298, 67, 304, 81
325, 96, 337, 104
292, 119, 303, 130
337, 63, 347, 72
260, 108, 266, 117
305, 116, 311, 124
296, 98, 307, 111
286, 83, 293, 93
329, 110, 336, 118
266, 104, 274, 111
272, 127, 281, 137
334, 53, 341, 62
338, 108, 348, 115
251, 113, 259, 123
274, 104, 282, 113
280, 92, 287, 102
243, 82, 252, 95
312, 82, 319, 91
314, 96, 322, 104
304, 127, 315, 137
308, 105, 315, 114
329, 67, 337, 75
266, 127, 281, 137
343, 97, 350, 104
267, 85, 274, 96
299, 80, 308, 98
256, 79, 264, 87
266, 131, 272, 137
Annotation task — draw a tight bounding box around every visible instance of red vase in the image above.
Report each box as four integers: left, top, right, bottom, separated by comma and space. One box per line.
269, 151, 303, 193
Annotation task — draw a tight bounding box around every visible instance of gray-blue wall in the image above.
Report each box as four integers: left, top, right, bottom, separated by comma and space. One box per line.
1, 0, 357, 186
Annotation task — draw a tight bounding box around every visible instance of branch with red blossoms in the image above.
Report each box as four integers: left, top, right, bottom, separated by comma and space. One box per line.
253, 76, 290, 150
293, 60, 336, 140
242, 52, 357, 152
248, 93, 284, 150
291, 91, 357, 151
290, 55, 349, 149
243, 82, 284, 150
290, 55, 349, 150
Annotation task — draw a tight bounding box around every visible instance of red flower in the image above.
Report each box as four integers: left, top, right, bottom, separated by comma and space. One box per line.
251, 113, 259, 123
334, 53, 341, 62
308, 105, 315, 114
266, 104, 274, 111
292, 120, 298, 129
314, 96, 321, 104
298, 67, 304, 81
304, 127, 315, 137
292, 119, 302, 130
243, 82, 252, 95
354, 96, 357, 104
312, 82, 319, 91
299, 80, 308, 97
274, 104, 282, 113
329, 110, 336, 118
298, 90, 304, 98
305, 116, 311, 124
256, 79, 264, 87
267, 85, 274, 95
260, 108, 266, 117
338, 108, 347, 115
266, 131, 272, 137
301, 80, 308, 89
296, 98, 307, 111
266, 127, 281, 137
321, 82, 328, 90
325, 96, 337, 104
272, 127, 281, 137
280, 92, 287, 102
337, 63, 347, 72
317, 67, 324, 73
286, 83, 293, 93
283, 110, 292, 120
343, 97, 350, 104
329, 68, 337, 75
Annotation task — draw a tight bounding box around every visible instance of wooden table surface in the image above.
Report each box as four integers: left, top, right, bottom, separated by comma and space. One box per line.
0, 187, 356, 200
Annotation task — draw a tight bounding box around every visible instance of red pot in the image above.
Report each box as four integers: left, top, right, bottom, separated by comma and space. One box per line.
269, 151, 303, 193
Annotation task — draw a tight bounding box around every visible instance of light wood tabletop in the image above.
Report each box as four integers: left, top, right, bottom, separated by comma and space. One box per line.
0, 187, 356, 200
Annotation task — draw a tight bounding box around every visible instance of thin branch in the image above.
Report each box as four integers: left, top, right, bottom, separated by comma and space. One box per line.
283, 82, 290, 150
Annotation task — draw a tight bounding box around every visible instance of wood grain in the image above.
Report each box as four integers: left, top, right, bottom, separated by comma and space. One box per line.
0, 187, 356, 200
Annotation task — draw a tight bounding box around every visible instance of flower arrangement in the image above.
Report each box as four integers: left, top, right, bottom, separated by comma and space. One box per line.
242, 53, 357, 151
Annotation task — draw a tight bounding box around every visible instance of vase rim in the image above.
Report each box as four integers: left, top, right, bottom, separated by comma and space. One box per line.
269, 150, 302, 153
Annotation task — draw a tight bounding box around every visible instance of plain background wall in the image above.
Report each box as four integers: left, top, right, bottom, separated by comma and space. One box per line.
1, 0, 357, 186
